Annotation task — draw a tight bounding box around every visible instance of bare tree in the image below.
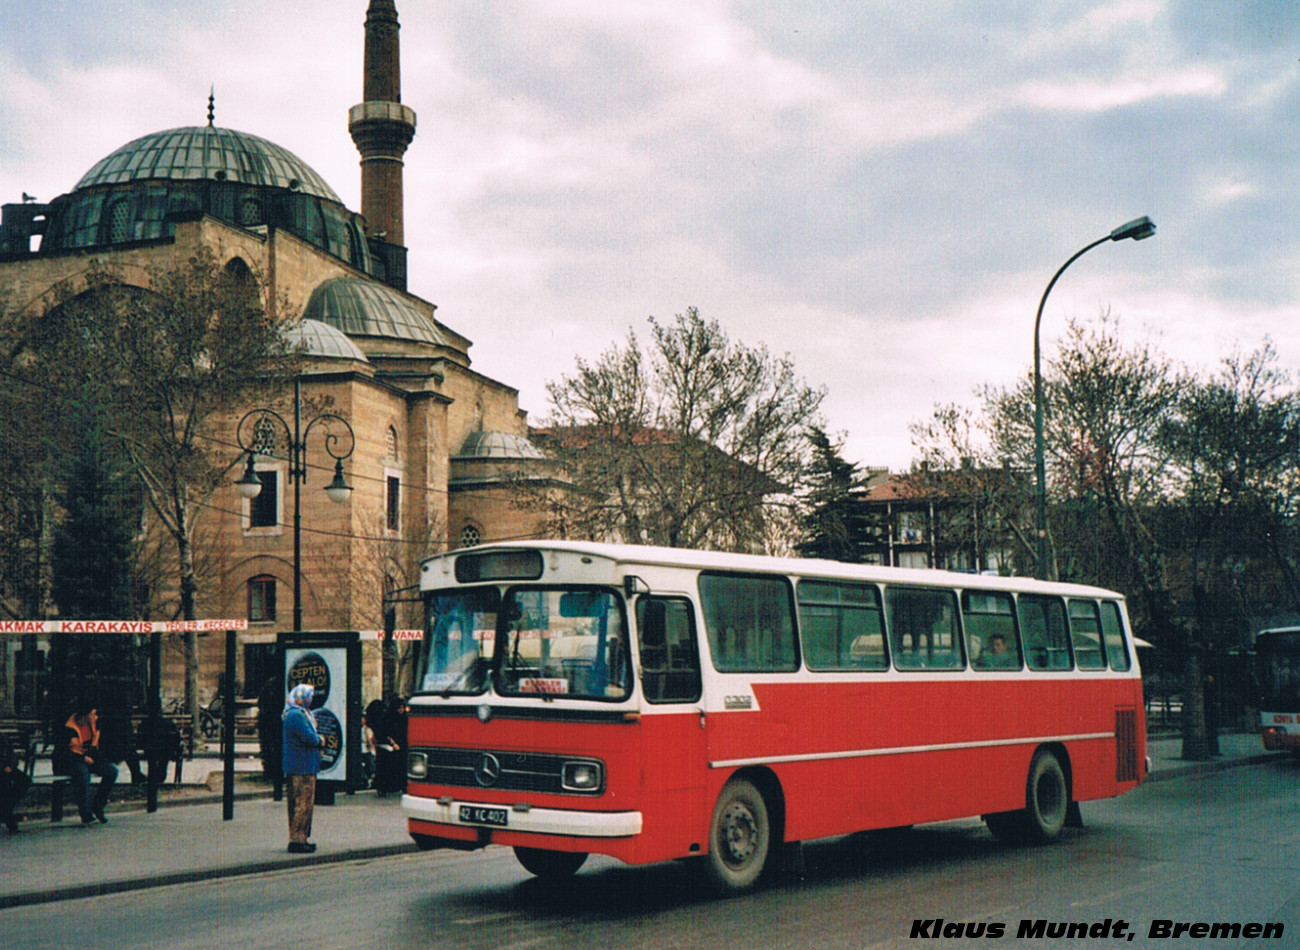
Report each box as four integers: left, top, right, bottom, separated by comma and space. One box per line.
6, 249, 294, 728
537, 308, 824, 553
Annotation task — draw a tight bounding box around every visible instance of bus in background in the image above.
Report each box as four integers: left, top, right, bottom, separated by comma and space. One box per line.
401, 541, 1147, 893
1256, 627, 1300, 752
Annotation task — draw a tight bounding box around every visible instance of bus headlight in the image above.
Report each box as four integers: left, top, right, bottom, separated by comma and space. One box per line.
561, 759, 604, 793
407, 751, 428, 780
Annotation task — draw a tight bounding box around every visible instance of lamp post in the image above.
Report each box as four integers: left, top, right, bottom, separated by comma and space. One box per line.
1033, 215, 1156, 580
234, 377, 356, 630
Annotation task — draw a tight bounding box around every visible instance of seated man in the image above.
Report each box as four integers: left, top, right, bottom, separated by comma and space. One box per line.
57, 701, 119, 825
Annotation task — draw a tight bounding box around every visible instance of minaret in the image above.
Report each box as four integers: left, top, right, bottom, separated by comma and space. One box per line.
349, 0, 416, 285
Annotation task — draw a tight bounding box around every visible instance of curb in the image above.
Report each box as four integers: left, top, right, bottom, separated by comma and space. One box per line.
1143, 751, 1282, 783
0, 842, 416, 909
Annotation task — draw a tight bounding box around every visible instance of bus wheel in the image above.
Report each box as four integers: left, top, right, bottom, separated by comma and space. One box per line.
982, 811, 1023, 843
1023, 750, 1069, 842
513, 846, 587, 879
705, 778, 771, 893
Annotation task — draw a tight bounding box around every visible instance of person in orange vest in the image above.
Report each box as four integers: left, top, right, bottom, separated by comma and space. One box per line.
58, 699, 119, 825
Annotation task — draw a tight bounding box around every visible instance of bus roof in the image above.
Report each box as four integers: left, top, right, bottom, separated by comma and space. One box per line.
429, 540, 1125, 600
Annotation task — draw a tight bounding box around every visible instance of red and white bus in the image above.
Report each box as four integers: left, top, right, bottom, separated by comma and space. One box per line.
1255, 627, 1300, 752
401, 541, 1147, 891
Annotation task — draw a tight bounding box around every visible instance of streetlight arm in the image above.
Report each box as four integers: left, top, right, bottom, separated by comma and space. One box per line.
1033, 235, 1110, 365
301, 412, 356, 464
1032, 215, 1155, 580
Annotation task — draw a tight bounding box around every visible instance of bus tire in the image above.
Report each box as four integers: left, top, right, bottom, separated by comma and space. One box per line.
513, 846, 587, 879
704, 777, 771, 893
982, 810, 1023, 843
1023, 749, 1069, 842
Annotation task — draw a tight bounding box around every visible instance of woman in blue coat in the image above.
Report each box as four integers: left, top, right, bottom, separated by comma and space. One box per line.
282, 683, 324, 854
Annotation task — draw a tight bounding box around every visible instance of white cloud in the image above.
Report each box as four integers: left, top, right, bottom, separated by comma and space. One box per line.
3, 0, 1297, 478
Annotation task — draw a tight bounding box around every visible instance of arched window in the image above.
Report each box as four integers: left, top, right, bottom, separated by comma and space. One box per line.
459, 524, 481, 548
224, 256, 253, 285
386, 426, 399, 461
248, 575, 277, 622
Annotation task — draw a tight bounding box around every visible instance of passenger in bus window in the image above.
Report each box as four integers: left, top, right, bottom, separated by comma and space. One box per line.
981, 633, 1018, 668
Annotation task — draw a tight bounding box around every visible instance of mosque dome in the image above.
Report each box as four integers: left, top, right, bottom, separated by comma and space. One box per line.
283, 319, 370, 363
454, 431, 546, 461
74, 126, 341, 201
39, 125, 373, 273
303, 277, 448, 346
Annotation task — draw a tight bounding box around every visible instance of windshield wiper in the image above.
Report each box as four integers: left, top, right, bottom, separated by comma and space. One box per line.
439, 658, 484, 698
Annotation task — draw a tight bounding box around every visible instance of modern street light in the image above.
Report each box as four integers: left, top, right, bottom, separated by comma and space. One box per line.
1033, 215, 1156, 580
234, 377, 356, 631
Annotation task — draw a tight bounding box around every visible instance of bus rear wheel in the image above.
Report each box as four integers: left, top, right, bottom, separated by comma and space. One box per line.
704, 778, 771, 893
985, 750, 1069, 843
513, 846, 587, 880
1023, 750, 1069, 841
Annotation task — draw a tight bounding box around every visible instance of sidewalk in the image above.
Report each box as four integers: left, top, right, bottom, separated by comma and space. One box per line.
0, 732, 1280, 908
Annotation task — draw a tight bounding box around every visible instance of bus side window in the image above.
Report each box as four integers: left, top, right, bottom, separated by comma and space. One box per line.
699, 573, 798, 673
1018, 594, 1071, 671
1067, 599, 1107, 670
963, 590, 1022, 670
637, 596, 702, 703
886, 586, 962, 671
1098, 601, 1131, 671
797, 580, 887, 671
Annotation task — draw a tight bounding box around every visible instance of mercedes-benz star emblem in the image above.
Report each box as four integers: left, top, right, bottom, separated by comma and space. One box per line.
475, 753, 501, 787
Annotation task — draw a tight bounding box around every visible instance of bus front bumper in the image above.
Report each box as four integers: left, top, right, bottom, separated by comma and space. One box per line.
401, 794, 643, 838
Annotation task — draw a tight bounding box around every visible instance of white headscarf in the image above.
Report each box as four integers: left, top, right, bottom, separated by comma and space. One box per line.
282, 683, 317, 726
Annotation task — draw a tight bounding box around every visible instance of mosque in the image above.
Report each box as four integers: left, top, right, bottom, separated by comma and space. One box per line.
0, 1, 553, 710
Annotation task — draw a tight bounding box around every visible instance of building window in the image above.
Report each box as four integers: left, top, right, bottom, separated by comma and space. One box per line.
108, 198, 132, 243
248, 576, 277, 622
459, 524, 481, 548
386, 426, 399, 461
386, 475, 401, 532
249, 469, 279, 529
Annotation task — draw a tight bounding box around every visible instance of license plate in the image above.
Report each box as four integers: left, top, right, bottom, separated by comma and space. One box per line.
460, 805, 508, 827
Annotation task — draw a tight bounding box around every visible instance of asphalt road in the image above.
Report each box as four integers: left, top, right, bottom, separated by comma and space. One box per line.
5, 757, 1298, 950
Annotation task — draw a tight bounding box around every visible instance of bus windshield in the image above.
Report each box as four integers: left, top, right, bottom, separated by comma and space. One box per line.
419, 587, 499, 695
496, 588, 631, 701
1257, 630, 1300, 710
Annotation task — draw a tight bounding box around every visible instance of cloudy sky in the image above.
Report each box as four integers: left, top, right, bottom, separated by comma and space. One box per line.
3, 1, 1297, 470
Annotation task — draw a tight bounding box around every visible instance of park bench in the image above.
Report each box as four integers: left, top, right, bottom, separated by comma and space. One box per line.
3, 715, 191, 821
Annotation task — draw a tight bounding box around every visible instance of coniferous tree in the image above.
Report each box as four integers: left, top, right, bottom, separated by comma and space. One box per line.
796, 427, 874, 563
48, 396, 146, 713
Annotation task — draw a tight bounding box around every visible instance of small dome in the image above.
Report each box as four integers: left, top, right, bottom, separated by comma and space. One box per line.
75, 126, 341, 202
303, 277, 448, 346
283, 319, 369, 362
455, 431, 546, 461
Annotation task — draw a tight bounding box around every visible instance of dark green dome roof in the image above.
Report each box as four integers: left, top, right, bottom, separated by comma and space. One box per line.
42, 125, 371, 270
75, 126, 340, 202
304, 277, 448, 346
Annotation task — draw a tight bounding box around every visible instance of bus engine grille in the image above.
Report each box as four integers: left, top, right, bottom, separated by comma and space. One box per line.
415, 747, 580, 794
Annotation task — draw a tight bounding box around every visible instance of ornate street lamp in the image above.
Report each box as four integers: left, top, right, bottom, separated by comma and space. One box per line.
235, 377, 356, 631
1033, 216, 1155, 579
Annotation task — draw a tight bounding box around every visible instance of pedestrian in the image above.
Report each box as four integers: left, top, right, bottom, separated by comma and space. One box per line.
257, 674, 285, 801
360, 703, 377, 789
137, 703, 182, 812
98, 698, 145, 785
57, 699, 118, 825
368, 698, 402, 796
1, 731, 32, 834
282, 683, 324, 854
